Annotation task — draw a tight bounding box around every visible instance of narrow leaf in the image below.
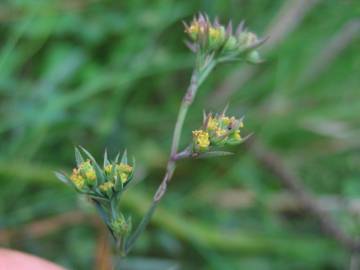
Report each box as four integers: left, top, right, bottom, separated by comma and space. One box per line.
104, 149, 110, 167
197, 151, 234, 159
114, 152, 120, 163
54, 171, 71, 185
75, 147, 84, 166
121, 149, 128, 164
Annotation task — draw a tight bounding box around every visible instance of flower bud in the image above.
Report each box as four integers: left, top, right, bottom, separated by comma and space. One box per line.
191, 110, 245, 153
184, 13, 264, 64
224, 35, 238, 51
208, 26, 226, 50
237, 31, 258, 52
111, 214, 132, 237
246, 50, 262, 64
70, 160, 96, 189
70, 168, 85, 190
99, 181, 114, 197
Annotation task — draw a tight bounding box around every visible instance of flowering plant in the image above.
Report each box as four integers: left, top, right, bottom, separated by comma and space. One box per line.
56, 12, 265, 257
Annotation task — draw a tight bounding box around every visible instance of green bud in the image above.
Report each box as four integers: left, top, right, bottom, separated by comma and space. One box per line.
111, 214, 132, 237
208, 26, 226, 50
237, 31, 258, 52
223, 35, 237, 51
246, 50, 262, 64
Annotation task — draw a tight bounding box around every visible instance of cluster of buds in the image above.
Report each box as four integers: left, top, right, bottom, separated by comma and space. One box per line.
184, 13, 265, 63
62, 148, 134, 198
111, 213, 132, 237
192, 110, 245, 153
56, 147, 135, 240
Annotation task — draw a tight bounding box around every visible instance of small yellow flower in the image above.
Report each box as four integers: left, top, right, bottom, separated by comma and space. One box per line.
193, 130, 210, 150
186, 21, 199, 33
238, 32, 258, 47
85, 170, 96, 183
239, 121, 244, 128
104, 164, 113, 174
221, 116, 231, 126
70, 168, 85, 189
209, 27, 220, 40
234, 130, 241, 140
117, 163, 133, 174
117, 163, 132, 184
119, 173, 128, 184
99, 181, 114, 193
207, 116, 218, 130
215, 128, 227, 137
79, 160, 96, 184
185, 21, 202, 40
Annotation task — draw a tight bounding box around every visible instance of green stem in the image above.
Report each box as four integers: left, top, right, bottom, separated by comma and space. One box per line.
117, 236, 127, 257
124, 57, 216, 254
125, 201, 157, 254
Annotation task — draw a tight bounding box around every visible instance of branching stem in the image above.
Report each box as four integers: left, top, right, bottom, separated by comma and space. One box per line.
123, 57, 216, 254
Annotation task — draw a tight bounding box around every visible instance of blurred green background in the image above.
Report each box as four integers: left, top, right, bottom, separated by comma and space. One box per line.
0, 0, 359, 269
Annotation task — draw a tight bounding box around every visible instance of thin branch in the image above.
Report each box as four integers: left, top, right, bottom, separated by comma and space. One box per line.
125, 59, 216, 252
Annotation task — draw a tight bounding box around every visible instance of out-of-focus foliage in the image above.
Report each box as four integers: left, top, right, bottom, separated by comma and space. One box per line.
0, 1, 359, 269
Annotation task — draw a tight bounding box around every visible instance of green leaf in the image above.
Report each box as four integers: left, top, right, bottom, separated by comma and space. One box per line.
111, 160, 122, 192
104, 149, 110, 167
123, 157, 136, 191
130, 156, 136, 178
114, 151, 121, 163
88, 194, 110, 203
54, 171, 77, 190
54, 171, 71, 185
74, 147, 84, 166
197, 151, 234, 158
121, 149, 128, 164
226, 133, 252, 145
92, 199, 116, 241
226, 139, 244, 146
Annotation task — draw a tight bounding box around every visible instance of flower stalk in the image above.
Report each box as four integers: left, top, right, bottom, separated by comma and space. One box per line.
56, 12, 265, 259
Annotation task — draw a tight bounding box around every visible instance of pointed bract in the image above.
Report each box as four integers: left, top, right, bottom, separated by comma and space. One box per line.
75, 147, 84, 166
104, 149, 110, 167
121, 149, 128, 164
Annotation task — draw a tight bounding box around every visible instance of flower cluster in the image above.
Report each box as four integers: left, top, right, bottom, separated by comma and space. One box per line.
192, 111, 245, 152
111, 213, 132, 237
56, 147, 135, 243
69, 160, 96, 189
66, 150, 133, 198
56, 12, 264, 257
184, 13, 265, 63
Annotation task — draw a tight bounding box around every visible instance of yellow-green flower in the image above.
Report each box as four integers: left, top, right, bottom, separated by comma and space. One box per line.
193, 130, 210, 150
117, 163, 132, 174
104, 162, 133, 184
215, 128, 227, 137
184, 13, 265, 63
234, 130, 241, 140
197, 110, 246, 149
70, 168, 85, 189
99, 181, 114, 193
117, 163, 133, 184
111, 214, 132, 237
185, 21, 200, 39
104, 164, 113, 174
78, 160, 96, 185
207, 116, 218, 130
